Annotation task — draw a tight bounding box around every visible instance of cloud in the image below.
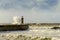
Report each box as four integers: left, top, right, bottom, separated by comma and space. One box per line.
0, 0, 58, 10
0, 0, 59, 23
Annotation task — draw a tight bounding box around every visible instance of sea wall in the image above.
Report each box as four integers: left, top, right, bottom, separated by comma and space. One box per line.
0, 25, 29, 31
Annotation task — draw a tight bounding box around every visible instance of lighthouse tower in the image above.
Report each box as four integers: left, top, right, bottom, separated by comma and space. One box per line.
21, 16, 24, 24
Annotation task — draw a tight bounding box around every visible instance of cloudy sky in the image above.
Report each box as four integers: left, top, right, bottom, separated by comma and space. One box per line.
0, 0, 60, 23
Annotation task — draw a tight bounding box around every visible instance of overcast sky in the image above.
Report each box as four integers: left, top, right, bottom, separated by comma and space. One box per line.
0, 0, 60, 23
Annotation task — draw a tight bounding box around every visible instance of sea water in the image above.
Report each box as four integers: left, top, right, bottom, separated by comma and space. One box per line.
0, 26, 60, 40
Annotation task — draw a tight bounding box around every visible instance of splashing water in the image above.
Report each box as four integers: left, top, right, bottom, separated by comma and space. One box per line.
0, 26, 60, 40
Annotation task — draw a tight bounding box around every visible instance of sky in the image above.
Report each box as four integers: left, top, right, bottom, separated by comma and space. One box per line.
0, 0, 60, 23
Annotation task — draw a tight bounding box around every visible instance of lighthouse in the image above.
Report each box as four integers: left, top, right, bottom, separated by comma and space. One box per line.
21, 16, 24, 24
12, 16, 24, 24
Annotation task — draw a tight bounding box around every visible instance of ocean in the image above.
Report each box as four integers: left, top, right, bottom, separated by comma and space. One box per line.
0, 26, 60, 40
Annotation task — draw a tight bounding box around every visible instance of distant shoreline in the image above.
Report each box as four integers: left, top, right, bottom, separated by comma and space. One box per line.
0, 23, 60, 27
